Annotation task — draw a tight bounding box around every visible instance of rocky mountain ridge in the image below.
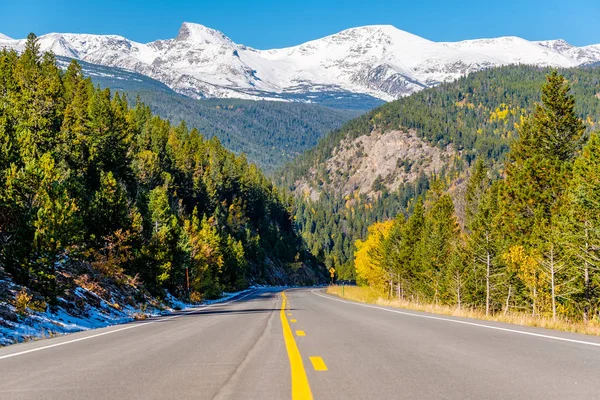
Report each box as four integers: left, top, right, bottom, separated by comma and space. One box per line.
1, 23, 599, 102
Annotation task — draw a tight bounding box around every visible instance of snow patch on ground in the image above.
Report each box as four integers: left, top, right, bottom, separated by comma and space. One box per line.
0, 284, 261, 347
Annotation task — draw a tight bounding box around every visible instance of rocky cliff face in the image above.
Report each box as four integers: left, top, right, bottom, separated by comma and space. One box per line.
296, 129, 456, 199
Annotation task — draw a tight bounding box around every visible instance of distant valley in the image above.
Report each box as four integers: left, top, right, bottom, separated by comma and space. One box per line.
54, 56, 366, 172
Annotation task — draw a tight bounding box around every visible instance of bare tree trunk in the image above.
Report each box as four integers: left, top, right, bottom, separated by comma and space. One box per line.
584, 224, 590, 323
584, 263, 590, 323
504, 284, 512, 315
550, 245, 557, 322
457, 274, 462, 310
400, 278, 405, 301
486, 249, 491, 316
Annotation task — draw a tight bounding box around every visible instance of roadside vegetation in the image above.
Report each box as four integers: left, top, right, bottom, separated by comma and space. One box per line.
338, 72, 600, 327
327, 285, 600, 336
0, 34, 323, 313
278, 65, 600, 279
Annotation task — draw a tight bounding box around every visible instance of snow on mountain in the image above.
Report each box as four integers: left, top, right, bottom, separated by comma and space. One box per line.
575, 45, 600, 65
0, 23, 598, 102
535, 39, 576, 55
0, 33, 12, 40
535, 39, 600, 65
442, 36, 580, 68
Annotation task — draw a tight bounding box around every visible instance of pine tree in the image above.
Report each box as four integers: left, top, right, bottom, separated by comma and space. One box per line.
533, 70, 585, 162
222, 235, 247, 290
399, 197, 425, 300
31, 153, 82, 297
381, 213, 406, 299
13, 34, 63, 161
568, 132, 600, 321
59, 78, 92, 173
445, 235, 469, 309
498, 71, 584, 316
187, 213, 224, 299
465, 161, 501, 315
420, 190, 460, 304
146, 185, 178, 286
465, 159, 489, 233
89, 171, 129, 242
0, 45, 319, 304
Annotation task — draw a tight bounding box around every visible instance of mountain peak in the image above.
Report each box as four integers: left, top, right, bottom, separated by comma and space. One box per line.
176, 22, 233, 46
535, 39, 575, 52
0, 23, 598, 103
332, 24, 432, 43
0, 33, 13, 41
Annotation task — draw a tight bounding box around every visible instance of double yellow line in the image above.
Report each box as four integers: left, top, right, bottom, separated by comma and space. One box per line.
280, 291, 313, 400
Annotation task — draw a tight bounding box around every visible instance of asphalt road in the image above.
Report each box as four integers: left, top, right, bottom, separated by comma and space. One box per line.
2, 287, 600, 399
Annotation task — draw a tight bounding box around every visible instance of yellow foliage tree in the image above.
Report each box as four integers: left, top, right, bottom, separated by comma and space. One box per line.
503, 245, 547, 316
354, 220, 394, 291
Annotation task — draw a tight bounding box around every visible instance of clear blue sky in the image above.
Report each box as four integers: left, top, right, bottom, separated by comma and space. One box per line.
1, 0, 598, 47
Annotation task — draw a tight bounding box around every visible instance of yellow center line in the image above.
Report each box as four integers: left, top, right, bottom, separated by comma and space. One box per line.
296, 330, 306, 336
290, 319, 297, 323
287, 313, 293, 316
309, 356, 328, 371
280, 291, 313, 400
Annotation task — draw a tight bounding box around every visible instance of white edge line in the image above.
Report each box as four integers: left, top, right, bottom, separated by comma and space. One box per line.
0, 289, 259, 361
311, 289, 600, 348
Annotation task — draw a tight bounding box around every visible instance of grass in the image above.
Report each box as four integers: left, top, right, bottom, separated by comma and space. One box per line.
327, 285, 600, 337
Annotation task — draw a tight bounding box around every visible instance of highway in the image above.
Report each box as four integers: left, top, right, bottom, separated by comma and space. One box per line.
1, 287, 600, 399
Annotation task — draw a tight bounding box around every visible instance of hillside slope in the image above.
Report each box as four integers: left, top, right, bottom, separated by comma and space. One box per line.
348, 71, 600, 325
279, 65, 600, 197
0, 38, 325, 344
277, 65, 600, 276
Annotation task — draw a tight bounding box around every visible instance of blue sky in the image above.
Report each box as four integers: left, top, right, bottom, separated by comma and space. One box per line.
1, 0, 598, 47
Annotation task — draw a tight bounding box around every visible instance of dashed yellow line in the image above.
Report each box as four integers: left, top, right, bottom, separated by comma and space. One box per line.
280, 291, 313, 400
290, 319, 297, 323
287, 313, 293, 316
296, 330, 306, 337
309, 356, 328, 371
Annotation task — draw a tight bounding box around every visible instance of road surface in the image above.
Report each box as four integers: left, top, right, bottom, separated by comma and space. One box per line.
1, 287, 600, 399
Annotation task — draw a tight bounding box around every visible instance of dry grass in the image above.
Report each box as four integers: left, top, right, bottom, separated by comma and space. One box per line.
74, 274, 107, 299
327, 285, 600, 336
133, 313, 148, 321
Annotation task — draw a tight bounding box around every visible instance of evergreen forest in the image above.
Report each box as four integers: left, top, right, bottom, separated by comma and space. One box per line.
353, 72, 600, 321
0, 35, 323, 305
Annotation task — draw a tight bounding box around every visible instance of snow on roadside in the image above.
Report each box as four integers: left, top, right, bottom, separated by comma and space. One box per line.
0, 285, 162, 347
203, 285, 262, 305
0, 285, 262, 347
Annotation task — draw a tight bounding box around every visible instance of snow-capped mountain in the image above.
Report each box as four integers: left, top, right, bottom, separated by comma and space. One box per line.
0, 22, 598, 102
441, 37, 580, 67
535, 39, 600, 65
